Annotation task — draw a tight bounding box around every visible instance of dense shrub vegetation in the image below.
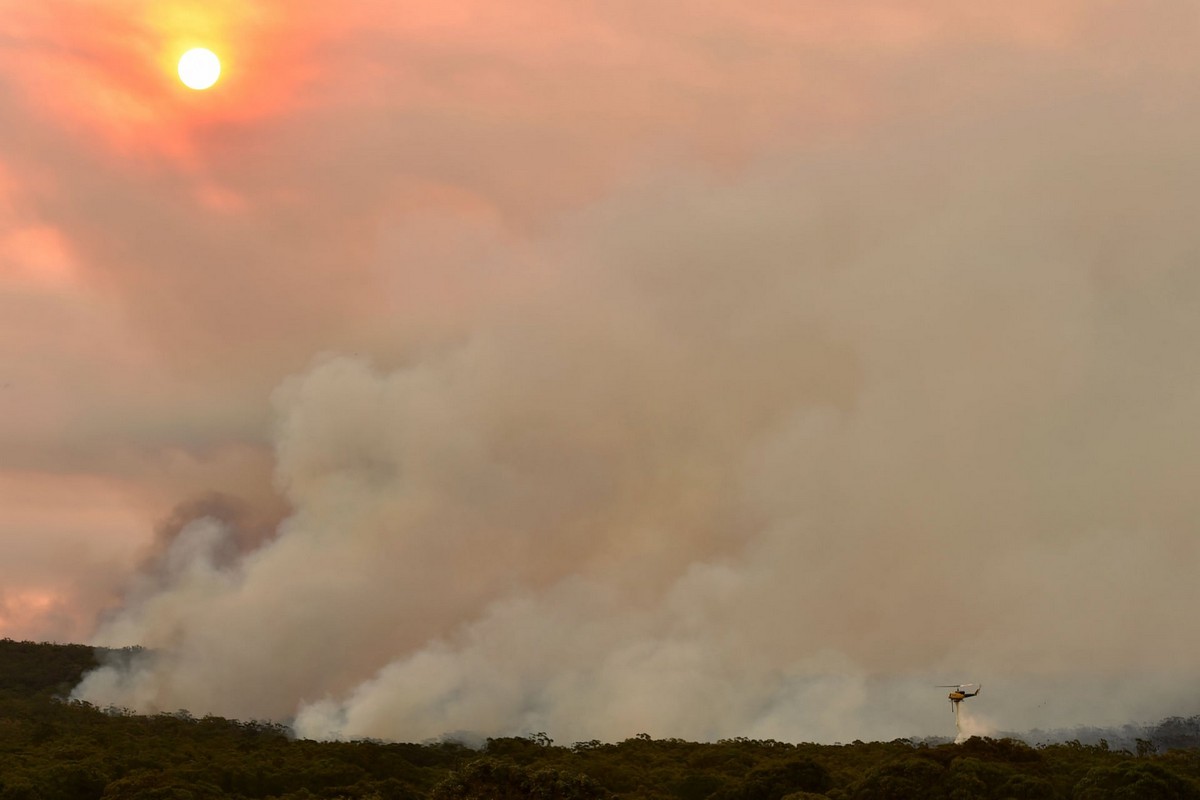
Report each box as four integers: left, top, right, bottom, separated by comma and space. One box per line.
2, 639, 1199, 798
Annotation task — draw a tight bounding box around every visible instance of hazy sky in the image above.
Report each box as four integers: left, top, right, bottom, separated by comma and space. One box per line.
3, 0, 1200, 743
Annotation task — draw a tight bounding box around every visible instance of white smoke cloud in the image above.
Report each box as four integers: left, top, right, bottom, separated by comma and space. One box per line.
74, 97, 1200, 743
955, 702, 996, 744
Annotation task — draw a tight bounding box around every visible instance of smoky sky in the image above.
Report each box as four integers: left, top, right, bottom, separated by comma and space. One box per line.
3, 0, 1200, 742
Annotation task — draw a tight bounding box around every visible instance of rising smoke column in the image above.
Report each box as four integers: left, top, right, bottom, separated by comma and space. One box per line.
74, 103, 1200, 743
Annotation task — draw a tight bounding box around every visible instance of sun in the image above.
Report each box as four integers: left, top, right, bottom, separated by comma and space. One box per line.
178, 48, 221, 90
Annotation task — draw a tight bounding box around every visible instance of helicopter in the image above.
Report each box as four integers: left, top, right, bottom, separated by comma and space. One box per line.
937, 684, 981, 710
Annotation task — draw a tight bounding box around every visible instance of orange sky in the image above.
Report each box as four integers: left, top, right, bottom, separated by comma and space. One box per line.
0, 0, 1183, 635
3, 0, 1200, 740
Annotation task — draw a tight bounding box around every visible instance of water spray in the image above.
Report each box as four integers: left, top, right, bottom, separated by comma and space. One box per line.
936, 683, 981, 736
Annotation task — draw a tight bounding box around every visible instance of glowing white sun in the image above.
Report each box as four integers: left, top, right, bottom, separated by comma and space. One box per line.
178, 48, 221, 90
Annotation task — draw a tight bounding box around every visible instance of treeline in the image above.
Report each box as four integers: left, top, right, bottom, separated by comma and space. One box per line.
2, 639, 1200, 799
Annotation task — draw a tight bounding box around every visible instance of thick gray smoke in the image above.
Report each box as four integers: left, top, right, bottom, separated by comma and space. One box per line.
146, 493, 279, 573
74, 101, 1200, 743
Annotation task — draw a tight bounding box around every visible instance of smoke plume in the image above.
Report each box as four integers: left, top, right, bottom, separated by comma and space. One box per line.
73, 93, 1200, 743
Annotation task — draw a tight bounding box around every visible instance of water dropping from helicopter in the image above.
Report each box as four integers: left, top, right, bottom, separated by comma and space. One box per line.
936, 683, 981, 736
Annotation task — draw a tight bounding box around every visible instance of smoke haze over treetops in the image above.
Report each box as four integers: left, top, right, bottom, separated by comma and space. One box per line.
75, 104, 1200, 742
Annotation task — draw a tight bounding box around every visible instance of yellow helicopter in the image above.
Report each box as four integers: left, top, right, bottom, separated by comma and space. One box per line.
937, 683, 981, 711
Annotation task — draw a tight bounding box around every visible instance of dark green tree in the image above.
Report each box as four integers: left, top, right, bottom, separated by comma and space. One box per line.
848, 757, 949, 800
432, 758, 611, 800
1073, 761, 1200, 799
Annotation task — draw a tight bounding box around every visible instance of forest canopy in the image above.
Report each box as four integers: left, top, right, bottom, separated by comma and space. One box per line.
2, 639, 1199, 799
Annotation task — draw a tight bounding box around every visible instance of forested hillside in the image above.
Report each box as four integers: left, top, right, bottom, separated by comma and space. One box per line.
2, 639, 1199, 799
